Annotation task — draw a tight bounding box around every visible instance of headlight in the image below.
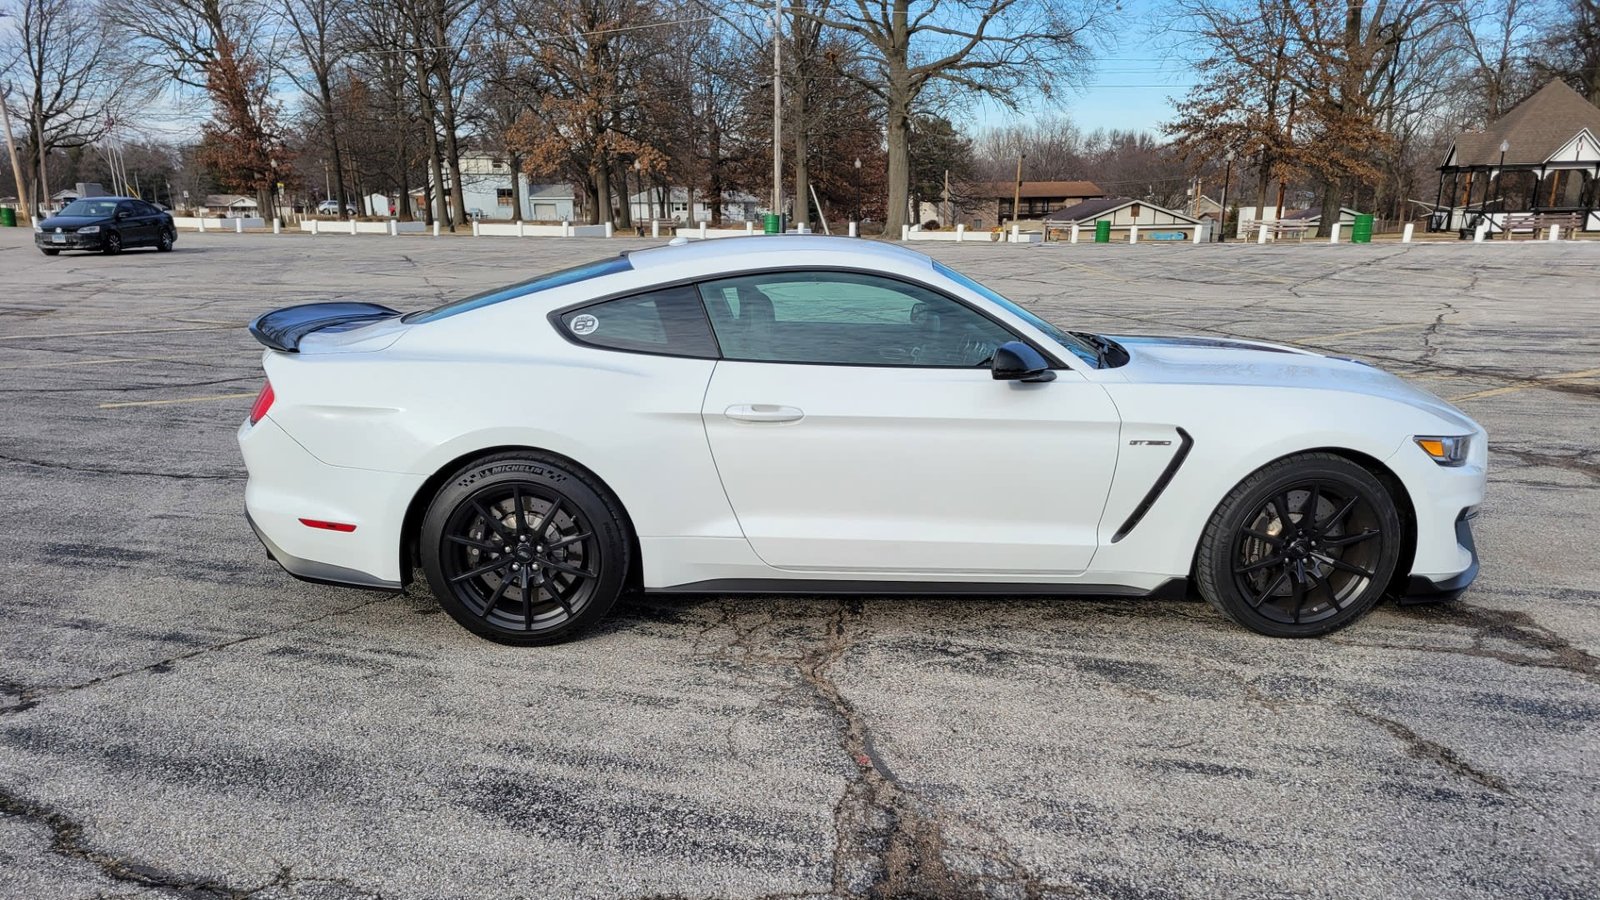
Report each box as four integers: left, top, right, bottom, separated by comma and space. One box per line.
33, 221, 42, 232
1414, 435, 1470, 466
77, 225, 100, 234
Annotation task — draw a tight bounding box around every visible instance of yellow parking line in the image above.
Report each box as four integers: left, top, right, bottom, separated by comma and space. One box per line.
1450, 368, 1600, 402
0, 325, 237, 341
1291, 323, 1426, 343
0, 354, 228, 371
99, 392, 257, 410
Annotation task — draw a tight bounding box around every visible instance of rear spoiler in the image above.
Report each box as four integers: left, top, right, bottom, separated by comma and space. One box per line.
248, 302, 402, 352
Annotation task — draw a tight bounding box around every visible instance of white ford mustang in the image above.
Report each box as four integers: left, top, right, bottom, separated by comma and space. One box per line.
239, 236, 1485, 644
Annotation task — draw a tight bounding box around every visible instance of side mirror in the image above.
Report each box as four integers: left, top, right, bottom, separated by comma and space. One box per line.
115, 211, 129, 220
991, 341, 1056, 383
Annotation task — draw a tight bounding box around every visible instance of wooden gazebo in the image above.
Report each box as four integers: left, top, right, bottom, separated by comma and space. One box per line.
1433, 80, 1600, 236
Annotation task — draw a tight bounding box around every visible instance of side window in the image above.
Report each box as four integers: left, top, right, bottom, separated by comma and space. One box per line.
116, 201, 137, 218
558, 284, 718, 359
696, 271, 1018, 367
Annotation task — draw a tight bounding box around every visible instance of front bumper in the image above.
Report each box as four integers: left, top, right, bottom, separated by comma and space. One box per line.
35, 231, 103, 251
239, 416, 422, 590
1399, 508, 1479, 604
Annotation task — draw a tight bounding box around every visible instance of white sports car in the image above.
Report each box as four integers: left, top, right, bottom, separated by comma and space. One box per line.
239, 236, 1485, 644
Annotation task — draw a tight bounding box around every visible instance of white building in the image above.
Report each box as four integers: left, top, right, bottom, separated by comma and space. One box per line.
1043, 196, 1205, 241
424, 153, 577, 221
626, 187, 763, 224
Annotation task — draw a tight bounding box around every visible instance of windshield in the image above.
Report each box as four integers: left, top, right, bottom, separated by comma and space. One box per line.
58, 199, 120, 218
932, 262, 1100, 367
404, 256, 634, 324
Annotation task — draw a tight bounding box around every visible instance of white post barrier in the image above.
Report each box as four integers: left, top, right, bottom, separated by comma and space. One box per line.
699, 222, 707, 239
1402, 223, 1414, 243
1474, 221, 1488, 242
605, 222, 615, 238
901, 224, 910, 240
562, 221, 572, 238
651, 220, 660, 238
308, 219, 316, 236
848, 221, 858, 238
1128, 224, 1139, 244
432, 221, 440, 237
272, 218, 280, 235
516, 220, 524, 238
956, 223, 966, 242
1329, 222, 1341, 244
1192, 224, 1202, 244
1257, 223, 1269, 244
1070, 223, 1080, 244
235, 218, 243, 234
348, 220, 357, 235
389, 220, 397, 237
1550, 224, 1561, 241
745, 221, 755, 235
472, 220, 480, 237
198, 217, 206, 233
1011, 224, 1020, 243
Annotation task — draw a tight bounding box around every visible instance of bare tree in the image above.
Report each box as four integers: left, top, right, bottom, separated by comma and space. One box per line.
1536, 0, 1600, 103
276, 0, 353, 218
1, 0, 149, 215
789, 0, 1103, 236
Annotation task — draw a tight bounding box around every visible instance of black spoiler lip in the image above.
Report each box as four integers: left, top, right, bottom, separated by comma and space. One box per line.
248, 302, 402, 352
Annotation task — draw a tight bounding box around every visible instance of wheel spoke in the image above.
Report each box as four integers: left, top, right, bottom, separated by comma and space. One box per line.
543, 570, 574, 615
520, 568, 534, 629
537, 557, 595, 579
1289, 569, 1307, 622
1274, 492, 1297, 532
446, 534, 499, 552
1243, 528, 1284, 547
1321, 496, 1359, 531
1324, 529, 1380, 548
537, 498, 563, 536
1249, 570, 1289, 608
546, 531, 591, 551
1234, 555, 1284, 575
1308, 569, 1337, 610
1325, 557, 1375, 579
471, 499, 515, 541
1305, 483, 1322, 530
479, 570, 513, 617
449, 556, 513, 584
512, 486, 527, 536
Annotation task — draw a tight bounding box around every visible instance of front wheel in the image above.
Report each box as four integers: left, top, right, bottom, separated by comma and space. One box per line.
156, 229, 174, 251
102, 231, 122, 255
419, 452, 631, 645
1196, 453, 1402, 637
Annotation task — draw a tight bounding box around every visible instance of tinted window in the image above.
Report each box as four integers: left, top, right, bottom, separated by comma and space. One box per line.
697, 271, 1017, 367
59, 199, 119, 218
932, 261, 1097, 367
559, 285, 717, 358
404, 256, 633, 323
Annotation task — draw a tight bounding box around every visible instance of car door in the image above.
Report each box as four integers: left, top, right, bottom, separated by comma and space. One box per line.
697, 270, 1123, 576
115, 201, 151, 244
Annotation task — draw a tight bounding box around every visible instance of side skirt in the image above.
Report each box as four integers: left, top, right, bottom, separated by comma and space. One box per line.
648, 577, 1191, 601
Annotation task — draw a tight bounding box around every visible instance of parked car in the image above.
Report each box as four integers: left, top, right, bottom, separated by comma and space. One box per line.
239, 237, 1485, 645
35, 197, 176, 256
316, 200, 356, 216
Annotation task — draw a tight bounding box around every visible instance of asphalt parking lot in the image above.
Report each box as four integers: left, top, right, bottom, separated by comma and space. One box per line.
1, 227, 1597, 899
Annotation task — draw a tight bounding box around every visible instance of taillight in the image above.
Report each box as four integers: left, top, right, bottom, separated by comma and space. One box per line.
248, 380, 274, 425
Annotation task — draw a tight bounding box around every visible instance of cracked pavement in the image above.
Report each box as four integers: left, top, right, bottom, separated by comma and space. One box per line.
0, 230, 1596, 898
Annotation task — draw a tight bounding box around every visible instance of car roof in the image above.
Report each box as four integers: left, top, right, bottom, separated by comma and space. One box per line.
624, 235, 934, 273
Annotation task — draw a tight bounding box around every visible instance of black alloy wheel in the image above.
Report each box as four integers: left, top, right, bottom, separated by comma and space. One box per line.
1197, 453, 1402, 637
156, 229, 174, 252
420, 452, 630, 644
103, 231, 122, 255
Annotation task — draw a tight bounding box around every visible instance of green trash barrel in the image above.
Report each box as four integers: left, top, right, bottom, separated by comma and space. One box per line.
0, 207, 15, 227
1350, 213, 1374, 244
763, 213, 781, 235
1094, 220, 1111, 243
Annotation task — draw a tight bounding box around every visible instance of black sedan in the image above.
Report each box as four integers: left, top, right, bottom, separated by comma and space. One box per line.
35, 197, 177, 256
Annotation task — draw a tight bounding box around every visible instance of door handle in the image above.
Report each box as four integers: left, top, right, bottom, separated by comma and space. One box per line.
725, 404, 804, 423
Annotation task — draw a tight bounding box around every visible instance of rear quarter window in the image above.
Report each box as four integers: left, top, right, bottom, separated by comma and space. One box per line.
558, 285, 718, 359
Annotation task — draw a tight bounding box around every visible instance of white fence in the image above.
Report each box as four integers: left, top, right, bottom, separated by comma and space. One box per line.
299, 220, 427, 235
172, 216, 263, 231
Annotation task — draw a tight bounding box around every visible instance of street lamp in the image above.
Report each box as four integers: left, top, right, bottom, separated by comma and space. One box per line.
1218, 151, 1235, 243
853, 157, 862, 227
632, 158, 641, 230
1493, 139, 1509, 238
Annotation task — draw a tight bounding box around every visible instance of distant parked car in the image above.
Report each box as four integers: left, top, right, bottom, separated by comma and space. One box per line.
317, 200, 356, 216
35, 197, 176, 256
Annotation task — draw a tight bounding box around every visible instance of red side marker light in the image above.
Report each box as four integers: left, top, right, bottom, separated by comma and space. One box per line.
299, 518, 357, 533
248, 380, 275, 425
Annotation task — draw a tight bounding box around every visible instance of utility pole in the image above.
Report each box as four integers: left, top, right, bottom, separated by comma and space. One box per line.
1218, 152, 1234, 243
771, 0, 783, 226
32, 93, 48, 214
0, 82, 31, 224
1011, 153, 1026, 227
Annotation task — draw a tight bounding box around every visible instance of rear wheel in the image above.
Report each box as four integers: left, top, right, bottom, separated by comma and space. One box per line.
419, 452, 630, 645
1196, 453, 1402, 637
